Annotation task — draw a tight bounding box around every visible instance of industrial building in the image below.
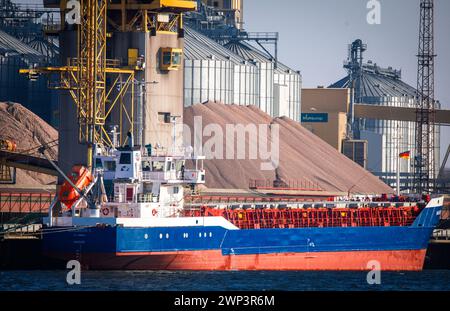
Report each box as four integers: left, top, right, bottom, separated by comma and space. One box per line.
183, 27, 259, 107
184, 0, 302, 121
302, 77, 447, 193
0, 30, 56, 124
300, 39, 445, 192
0, 0, 60, 125
183, 27, 302, 121
328, 41, 441, 190
225, 41, 301, 121
200, 0, 244, 29
188, 0, 244, 32
301, 88, 350, 153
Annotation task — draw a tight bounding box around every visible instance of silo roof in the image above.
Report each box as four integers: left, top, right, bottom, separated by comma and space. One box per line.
0, 30, 44, 63
224, 40, 300, 75
329, 63, 418, 98
184, 27, 253, 66
27, 38, 59, 58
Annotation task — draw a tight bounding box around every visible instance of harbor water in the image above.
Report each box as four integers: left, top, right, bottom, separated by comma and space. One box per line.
1, 270, 449, 291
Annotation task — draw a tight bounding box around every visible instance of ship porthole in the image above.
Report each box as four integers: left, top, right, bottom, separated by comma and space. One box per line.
203, 232, 207, 237
166, 233, 169, 239
186, 233, 189, 238
159, 233, 163, 239
144, 234, 149, 239
198, 232, 202, 238
209, 232, 212, 237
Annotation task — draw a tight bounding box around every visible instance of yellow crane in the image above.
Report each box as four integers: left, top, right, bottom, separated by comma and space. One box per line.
21, 0, 134, 169
20, 0, 196, 169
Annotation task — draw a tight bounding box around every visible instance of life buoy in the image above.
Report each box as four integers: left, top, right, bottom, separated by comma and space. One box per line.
152, 209, 158, 216
102, 208, 109, 216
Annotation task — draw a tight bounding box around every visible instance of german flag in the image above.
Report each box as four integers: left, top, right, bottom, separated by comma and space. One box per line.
399, 151, 411, 159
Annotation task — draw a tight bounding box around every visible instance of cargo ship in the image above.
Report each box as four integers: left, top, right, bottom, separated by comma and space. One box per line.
41, 141, 443, 271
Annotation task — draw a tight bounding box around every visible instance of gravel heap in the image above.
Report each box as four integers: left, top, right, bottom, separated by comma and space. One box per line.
0, 102, 57, 187
184, 102, 393, 195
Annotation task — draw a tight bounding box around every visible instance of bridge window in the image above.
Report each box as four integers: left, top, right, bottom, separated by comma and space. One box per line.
105, 161, 116, 171
119, 153, 131, 164
95, 158, 103, 168
152, 161, 164, 172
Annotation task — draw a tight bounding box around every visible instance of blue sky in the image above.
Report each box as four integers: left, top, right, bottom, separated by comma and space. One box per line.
245, 0, 450, 166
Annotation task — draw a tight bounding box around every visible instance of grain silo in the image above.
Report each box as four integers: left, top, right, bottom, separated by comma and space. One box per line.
184, 27, 258, 107
330, 59, 440, 189
225, 41, 302, 121
184, 1, 302, 120
0, 30, 55, 123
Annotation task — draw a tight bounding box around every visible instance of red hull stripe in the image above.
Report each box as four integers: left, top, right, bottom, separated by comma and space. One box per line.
55, 249, 427, 271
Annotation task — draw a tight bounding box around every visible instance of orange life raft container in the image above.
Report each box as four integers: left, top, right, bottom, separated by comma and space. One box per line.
59, 165, 93, 209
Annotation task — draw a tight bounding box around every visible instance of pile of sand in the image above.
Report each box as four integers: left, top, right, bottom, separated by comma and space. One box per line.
184, 102, 393, 195
0, 102, 57, 187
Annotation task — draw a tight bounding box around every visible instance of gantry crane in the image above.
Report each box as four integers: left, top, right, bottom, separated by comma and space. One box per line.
20, 0, 136, 169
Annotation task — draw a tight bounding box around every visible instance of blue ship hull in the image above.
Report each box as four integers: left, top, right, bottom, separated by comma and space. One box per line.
41, 204, 442, 271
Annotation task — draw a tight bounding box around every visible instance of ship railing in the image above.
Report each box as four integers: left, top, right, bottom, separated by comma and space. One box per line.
185, 206, 418, 229
249, 179, 322, 191
144, 146, 194, 158
185, 198, 418, 210
142, 171, 178, 182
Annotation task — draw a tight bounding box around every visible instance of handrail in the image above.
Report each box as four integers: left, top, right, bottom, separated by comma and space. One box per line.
184, 206, 418, 230
249, 179, 322, 191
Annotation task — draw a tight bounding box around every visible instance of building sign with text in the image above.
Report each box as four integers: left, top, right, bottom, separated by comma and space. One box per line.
301, 113, 329, 123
